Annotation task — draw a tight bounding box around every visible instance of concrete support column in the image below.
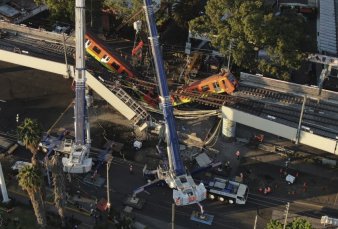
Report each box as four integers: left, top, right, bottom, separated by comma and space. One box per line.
0, 162, 10, 203
222, 116, 236, 138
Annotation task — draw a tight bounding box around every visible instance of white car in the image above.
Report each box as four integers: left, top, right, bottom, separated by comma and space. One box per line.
286, 174, 296, 185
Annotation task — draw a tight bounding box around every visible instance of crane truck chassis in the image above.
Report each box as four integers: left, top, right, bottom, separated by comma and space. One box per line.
204, 177, 249, 204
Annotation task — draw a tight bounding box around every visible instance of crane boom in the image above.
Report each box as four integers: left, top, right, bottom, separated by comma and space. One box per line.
143, 0, 184, 175
143, 0, 206, 206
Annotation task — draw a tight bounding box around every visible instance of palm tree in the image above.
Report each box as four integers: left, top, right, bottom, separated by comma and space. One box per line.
18, 165, 47, 228
17, 118, 42, 165
17, 118, 47, 224
51, 154, 66, 228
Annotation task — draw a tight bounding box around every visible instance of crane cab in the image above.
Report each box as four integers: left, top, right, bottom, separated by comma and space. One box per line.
172, 175, 207, 206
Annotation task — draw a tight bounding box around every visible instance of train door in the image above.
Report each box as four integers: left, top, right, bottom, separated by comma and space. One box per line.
101, 54, 111, 63
85, 39, 92, 49
212, 82, 222, 93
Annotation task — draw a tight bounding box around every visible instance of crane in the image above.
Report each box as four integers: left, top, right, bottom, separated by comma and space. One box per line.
62, 0, 92, 173
307, 53, 338, 95
142, 0, 206, 207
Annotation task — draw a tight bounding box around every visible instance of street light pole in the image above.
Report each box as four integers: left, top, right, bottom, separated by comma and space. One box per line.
227, 39, 233, 71
171, 203, 175, 229
90, 0, 93, 28
283, 202, 290, 229
106, 156, 113, 212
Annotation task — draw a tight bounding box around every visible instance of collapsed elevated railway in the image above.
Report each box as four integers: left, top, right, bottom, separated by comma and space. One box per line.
0, 25, 337, 153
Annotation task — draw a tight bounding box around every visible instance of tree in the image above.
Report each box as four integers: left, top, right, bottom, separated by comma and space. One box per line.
34, 0, 75, 22
51, 154, 66, 228
103, 0, 143, 19
17, 118, 42, 165
17, 118, 46, 206
266, 218, 312, 229
18, 165, 47, 228
189, 0, 306, 80
288, 218, 312, 229
267, 220, 283, 229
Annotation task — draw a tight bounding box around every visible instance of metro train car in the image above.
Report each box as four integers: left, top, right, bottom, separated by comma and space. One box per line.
185, 71, 238, 94
174, 70, 239, 105
85, 32, 136, 78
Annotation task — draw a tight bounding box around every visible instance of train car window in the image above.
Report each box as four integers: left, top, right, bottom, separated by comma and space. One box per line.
103, 54, 107, 59
111, 62, 120, 71
213, 82, 220, 90
201, 85, 210, 92
222, 80, 227, 88
120, 70, 129, 78
93, 46, 101, 54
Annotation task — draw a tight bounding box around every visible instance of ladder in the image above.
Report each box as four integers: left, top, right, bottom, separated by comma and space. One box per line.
105, 82, 149, 129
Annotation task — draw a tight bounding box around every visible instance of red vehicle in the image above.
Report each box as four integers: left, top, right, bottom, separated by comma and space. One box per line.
85, 32, 136, 78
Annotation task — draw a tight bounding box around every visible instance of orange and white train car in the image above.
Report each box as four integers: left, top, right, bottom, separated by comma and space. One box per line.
174, 71, 239, 105
85, 32, 136, 78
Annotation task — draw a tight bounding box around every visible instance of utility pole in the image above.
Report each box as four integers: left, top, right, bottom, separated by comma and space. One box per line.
106, 155, 113, 212
295, 95, 307, 144
227, 39, 233, 71
283, 202, 290, 229
90, 0, 93, 28
62, 33, 71, 79
171, 203, 175, 229
253, 214, 258, 229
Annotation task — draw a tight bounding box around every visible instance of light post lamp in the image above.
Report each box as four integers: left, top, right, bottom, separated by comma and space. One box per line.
16, 114, 19, 127
16, 113, 19, 143
90, 0, 93, 28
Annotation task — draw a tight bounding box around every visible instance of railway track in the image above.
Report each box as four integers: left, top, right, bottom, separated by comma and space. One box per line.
1, 34, 338, 139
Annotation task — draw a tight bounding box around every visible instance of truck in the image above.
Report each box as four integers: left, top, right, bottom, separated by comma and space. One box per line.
204, 177, 249, 204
